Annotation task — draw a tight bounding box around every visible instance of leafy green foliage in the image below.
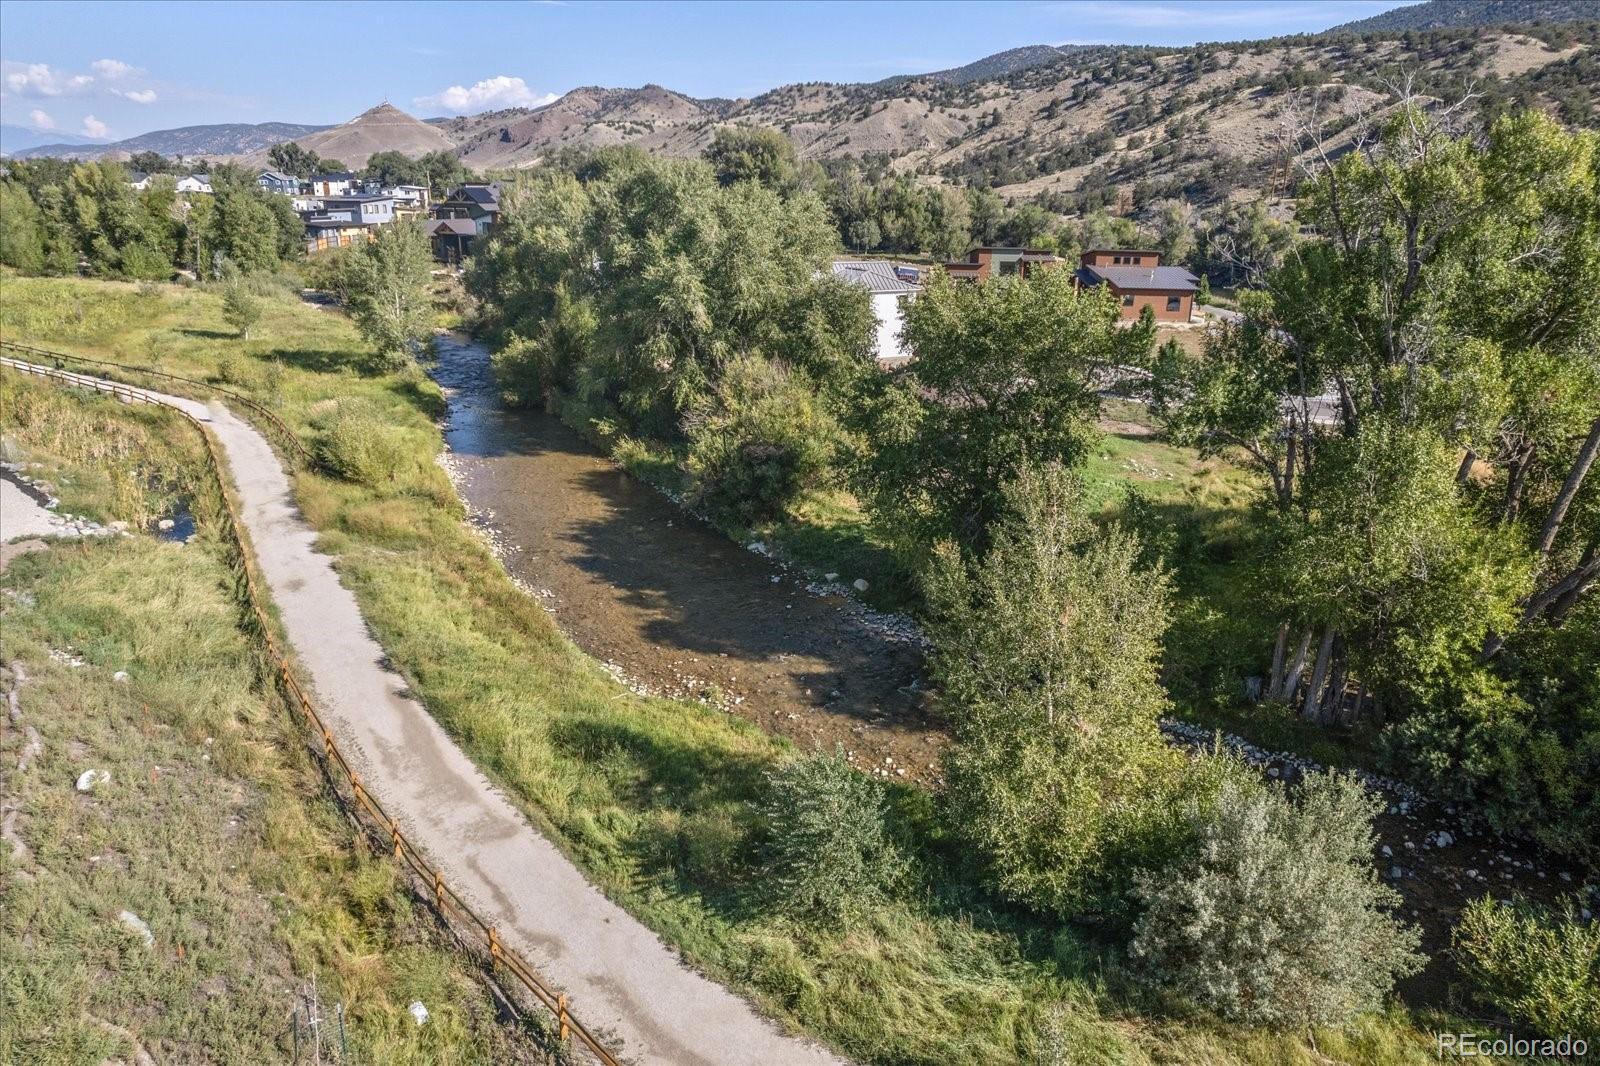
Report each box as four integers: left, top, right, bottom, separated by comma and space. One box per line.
341, 221, 435, 368
704, 125, 798, 189
220, 281, 262, 339
854, 269, 1153, 562
925, 465, 1187, 916
757, 750, 904, 926
1131, 774, 1423, 1029
1453, 895, 1600, 1042
311, 399, 418, 488
686, 356, 838, 527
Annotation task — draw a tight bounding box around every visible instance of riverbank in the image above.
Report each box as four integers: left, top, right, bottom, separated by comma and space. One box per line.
0, 275, 1524, 1065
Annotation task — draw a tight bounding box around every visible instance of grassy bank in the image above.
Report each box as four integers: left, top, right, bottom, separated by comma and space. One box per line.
0, 372, 536, 1063
0, 275, 1507, 1064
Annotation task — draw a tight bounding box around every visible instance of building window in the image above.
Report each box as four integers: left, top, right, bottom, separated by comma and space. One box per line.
1167, 296, 1182, 312
1122, 294, 1135, 307
1133, 256, 1142, 264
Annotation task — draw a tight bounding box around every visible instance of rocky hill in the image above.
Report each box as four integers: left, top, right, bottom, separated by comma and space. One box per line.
251, 103, 454, 168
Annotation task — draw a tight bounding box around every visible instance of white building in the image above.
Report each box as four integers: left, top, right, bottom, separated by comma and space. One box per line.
174, 174, 213, 194
831, 260, 922, 367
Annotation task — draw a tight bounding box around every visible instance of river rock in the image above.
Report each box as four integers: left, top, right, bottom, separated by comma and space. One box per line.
853, 578, 869, 592
157, 518, 175, 532
409, 1001, 429, 1026
112, 671, 129, 683
75, 769, 110, 793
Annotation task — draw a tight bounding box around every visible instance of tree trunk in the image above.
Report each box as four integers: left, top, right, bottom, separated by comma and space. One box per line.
1534, 414, 1600, 559
1302, 627, 1336, 721
1455, 447, 1476, 485
1279, 628, 1314, 703
1267, 621, 1290, 696
1324, 655, 1347, 725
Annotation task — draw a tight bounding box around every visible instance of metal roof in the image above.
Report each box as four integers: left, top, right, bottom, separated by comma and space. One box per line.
428, 218, 478, 236
1077, 264, 1199, 293
831, 260, 921, 294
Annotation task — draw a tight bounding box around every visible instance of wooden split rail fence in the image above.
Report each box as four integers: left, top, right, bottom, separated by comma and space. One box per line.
0, 349, 624, 1066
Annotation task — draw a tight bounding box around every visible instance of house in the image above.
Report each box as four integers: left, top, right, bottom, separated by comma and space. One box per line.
257, 169, 299, 196
427, 217, 478, 266
433, 182, 500, 235
126, 170, 153, 191
832, 260, 921, 366
939, 246, 1064, 282
303, 218, 373, 255
1074, 249, 1198, 322
308, 172, 357, 197
310, 195, 396, 227
174, 174, 213, 194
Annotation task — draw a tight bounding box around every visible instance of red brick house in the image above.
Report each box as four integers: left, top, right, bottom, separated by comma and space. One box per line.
1075, 249, 1199, 322
940, 246, 1064, 282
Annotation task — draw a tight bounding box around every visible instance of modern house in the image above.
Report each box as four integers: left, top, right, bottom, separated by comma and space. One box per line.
381, 184, 430, 213
832, 260, 922, 366
174, 174, 213, 194
302, 218, 373, 255
126, 170, 154, 191
257, 169, 299, 196
309, 195, 397, 227
427, 217, 478, 266
308, 172, 357, 197
939, 246, 1064, 282
1074, 249, 1199, 322
433, 183, 500, 235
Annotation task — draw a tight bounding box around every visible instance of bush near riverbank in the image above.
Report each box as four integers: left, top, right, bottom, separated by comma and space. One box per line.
0, 370, 537, 1064
1, 274, 1530, 1064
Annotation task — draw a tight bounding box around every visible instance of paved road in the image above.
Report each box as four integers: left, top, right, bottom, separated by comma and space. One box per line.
5, 358, 846, 1066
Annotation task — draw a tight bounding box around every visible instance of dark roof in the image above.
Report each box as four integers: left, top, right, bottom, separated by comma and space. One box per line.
259, 169, 296, 182
458, 185, 499, 205
832, 260, 921, 294
1017, 252, 1061, 263
1077, 264, 1198, 293
1083, 248, 1161, 257
428, 218, 478, 236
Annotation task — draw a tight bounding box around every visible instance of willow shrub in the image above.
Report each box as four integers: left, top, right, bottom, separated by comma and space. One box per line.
1453, 894, 1600, 1042
1130, 773, 1422, 1030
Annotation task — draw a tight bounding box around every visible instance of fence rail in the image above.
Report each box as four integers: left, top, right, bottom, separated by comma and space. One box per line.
1, 355, 623, 1066
0, 339, 313, 467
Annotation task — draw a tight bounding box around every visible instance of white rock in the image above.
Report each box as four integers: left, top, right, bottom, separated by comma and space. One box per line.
853, 578, 869, 592
157, 518, 176, 532
112, 671, 130, 683
1380, 845, 1393, 858
117, 910, 154, 948
824, 573, 839, 582
75, 769, 110, 793
408, 1001, 429, 1027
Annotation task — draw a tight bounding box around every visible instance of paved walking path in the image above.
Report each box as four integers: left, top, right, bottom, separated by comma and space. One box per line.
5, 358, 845, 1066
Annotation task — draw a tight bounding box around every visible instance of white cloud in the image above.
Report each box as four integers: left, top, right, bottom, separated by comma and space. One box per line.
81, 114, 109, 139
4, 62, 95, 97
414, 75, 556, 115
116, 88, 158, 104
91, 58, 137, 79
28, 108, 54, 130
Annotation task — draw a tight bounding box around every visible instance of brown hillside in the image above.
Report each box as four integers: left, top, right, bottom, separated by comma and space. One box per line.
257, 103, 455, 168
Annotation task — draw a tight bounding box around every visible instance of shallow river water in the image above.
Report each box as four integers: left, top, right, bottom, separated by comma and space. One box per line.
429, 333, 943, 781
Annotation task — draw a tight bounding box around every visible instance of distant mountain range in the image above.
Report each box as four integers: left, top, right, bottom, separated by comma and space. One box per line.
6, 0, 1596, 214
0, 125, 108, 156
7, 121, 328, 162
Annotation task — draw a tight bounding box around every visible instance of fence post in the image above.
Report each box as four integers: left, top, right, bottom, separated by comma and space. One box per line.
558, 993, 570, 1042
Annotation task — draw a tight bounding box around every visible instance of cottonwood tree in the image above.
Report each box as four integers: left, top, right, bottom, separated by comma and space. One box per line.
344, 221, 435, 368
855, 268, 1153, 561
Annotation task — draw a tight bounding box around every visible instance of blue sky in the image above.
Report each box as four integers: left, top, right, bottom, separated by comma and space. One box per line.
1, 0, 1417, 141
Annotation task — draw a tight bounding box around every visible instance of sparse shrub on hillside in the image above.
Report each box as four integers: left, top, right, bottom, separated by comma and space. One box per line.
221, 281, 262, 340
1130, 773, 1422, 1029
1454, 894, 1600, 1042
758, 749, 905, 926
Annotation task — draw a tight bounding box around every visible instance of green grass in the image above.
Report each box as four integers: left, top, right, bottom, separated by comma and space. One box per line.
0, 275, 1531, 1065
0, 381, 536, 1064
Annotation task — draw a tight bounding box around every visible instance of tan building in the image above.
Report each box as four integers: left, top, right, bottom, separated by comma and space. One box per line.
1074, 249, 1198, 322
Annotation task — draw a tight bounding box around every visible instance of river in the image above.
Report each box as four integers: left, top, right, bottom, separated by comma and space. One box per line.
429, 332, 942, 782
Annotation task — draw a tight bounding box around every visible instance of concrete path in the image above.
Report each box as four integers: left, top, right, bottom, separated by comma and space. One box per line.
7, 359, 845, 1066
